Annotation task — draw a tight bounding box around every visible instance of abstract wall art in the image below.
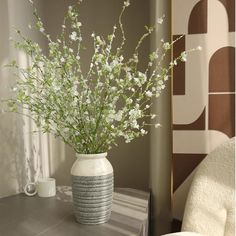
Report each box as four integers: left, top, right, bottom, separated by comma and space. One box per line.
172, 0, 235, 223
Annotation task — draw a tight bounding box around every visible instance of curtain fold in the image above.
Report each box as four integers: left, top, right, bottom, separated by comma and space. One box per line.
0, 0, 50, 197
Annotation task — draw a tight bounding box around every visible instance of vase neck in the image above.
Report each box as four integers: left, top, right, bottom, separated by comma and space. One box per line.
76, 152, 107, 159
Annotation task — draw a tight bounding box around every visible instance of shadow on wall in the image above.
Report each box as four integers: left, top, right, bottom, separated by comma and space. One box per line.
49, 137, 76, 186
0, 0, 26, 198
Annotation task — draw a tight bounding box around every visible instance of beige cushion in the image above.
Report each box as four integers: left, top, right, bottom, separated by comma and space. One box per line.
182, 137, 235, 236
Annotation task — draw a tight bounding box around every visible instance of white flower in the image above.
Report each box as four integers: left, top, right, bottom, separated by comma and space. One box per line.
124, 0, 130, 7
60, 57, 65, 63
134, 77, 141, 86
157, 17, 164, 24
76, 55, 80, 60
69, 48, 74, 53
129, 109, 141, 119
164, 75, 169, 81
126, 98, 133, 104
73, 90, 79, 96
91, 33, 95, 38
138, 72, 147, 84
151, 114, 156, 119
163, 42, 171, 50
145, 104, 150, 109
12, 87, 17, 92
145, 90, 153, 97
104, 64, 112, 72
86, 98, 91, 104
114, 110, 123, 121
68, 6, 73, 11
97, 82, 103, 87
127, 73, 132, 81
125, 139, 131, 143
131, 120, 139, 129
62, 25, 66, 29
150, 52, 158, 61
70, 31, 77, 41
155, 123, 161, 128
77, 22, 82, 27
180, 52, 187, 62
39, 27, 45, 33
111, 59, 119, 68
141, 129, 146, 135
111, 87, 117, 92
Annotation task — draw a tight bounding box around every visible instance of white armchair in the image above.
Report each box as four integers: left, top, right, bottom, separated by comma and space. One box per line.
162, 137, 235, 236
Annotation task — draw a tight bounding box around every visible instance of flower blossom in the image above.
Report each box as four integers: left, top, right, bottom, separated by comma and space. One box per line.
124, 0, 130, 7
70, 31, 78, 41
163, 42, 171, 50
157, 17, 164, 24
145, 91, 153, 97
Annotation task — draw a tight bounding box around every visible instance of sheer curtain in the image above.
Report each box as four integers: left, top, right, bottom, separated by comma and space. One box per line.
0, 0, 50, 197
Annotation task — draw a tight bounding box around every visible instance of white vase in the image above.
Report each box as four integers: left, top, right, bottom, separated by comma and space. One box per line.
71, 152, 114, 224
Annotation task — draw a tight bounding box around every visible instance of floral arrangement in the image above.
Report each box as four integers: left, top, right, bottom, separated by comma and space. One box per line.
5, 0, 201, 154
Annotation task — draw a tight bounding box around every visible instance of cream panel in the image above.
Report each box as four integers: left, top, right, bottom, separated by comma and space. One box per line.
173, 35, 208, 124
208, 0, 230, 34
172, 0, 202, 35
173, 130, 229, 154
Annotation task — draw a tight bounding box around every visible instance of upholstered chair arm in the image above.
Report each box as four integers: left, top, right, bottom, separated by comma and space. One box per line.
161, 232, 205, 236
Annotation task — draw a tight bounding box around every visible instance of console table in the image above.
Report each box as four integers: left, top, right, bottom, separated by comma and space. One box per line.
0, 187, 150, 236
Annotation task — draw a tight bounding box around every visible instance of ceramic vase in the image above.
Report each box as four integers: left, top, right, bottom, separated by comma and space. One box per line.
71, 152, 113, 224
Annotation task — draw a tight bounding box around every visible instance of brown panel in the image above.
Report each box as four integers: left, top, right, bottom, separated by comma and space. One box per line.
218, 0, 235, 32
173, 35, 186, 95
173, 153, 206, 192
172, 219, 182, 233
209, 94, 235, 137
188, 0, 208, 34
173, 108, 206, 130
209, 47, 235, 93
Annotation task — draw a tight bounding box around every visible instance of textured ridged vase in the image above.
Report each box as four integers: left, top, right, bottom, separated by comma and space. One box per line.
71, 152, 114, 224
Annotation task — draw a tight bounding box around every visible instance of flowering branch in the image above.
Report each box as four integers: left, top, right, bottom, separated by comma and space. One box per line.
3, 0, 202, 154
